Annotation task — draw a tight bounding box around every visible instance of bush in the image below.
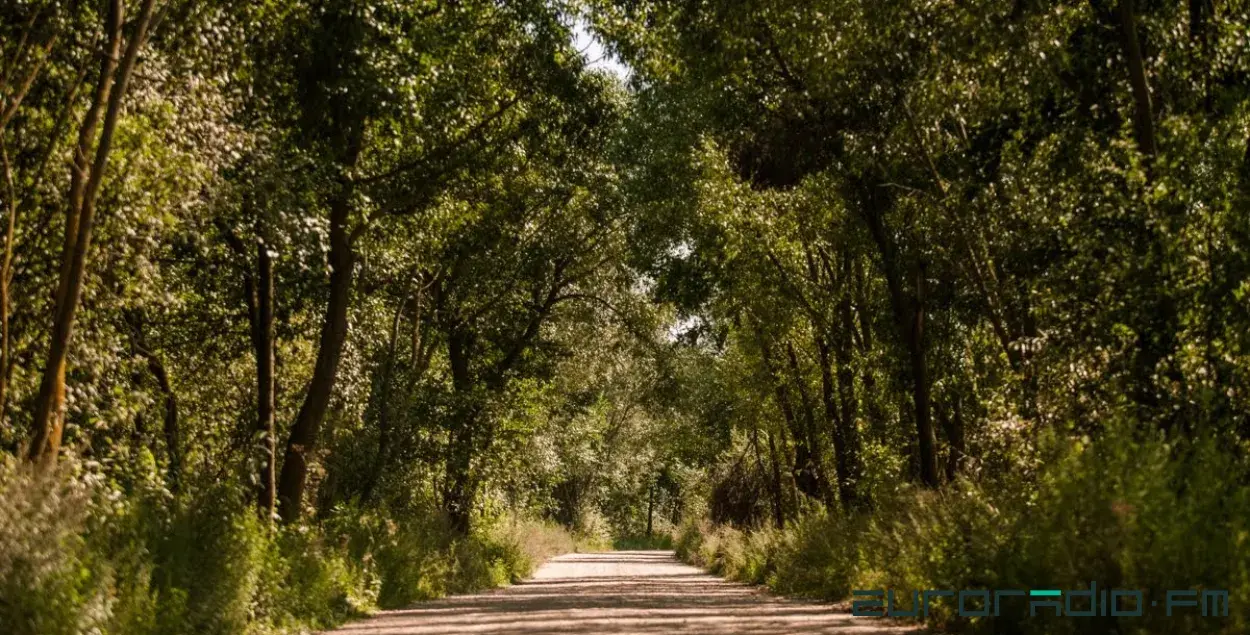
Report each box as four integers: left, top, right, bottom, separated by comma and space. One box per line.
0, 457, 111, 635
676, 425, 1250, 635
612, 533, 675, 550
570, 508, 614, 552
144, 490, 269, 635
258, 527, 377, 631
0, 457, 578, 634
489, 516, 577, 580
321, 505, 578, 609
769, 512, 861, 599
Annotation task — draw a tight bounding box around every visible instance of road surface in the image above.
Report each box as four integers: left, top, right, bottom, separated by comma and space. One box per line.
324, 550, 924, 634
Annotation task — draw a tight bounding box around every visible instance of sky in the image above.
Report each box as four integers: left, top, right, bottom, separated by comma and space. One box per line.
570, 20, 632, 80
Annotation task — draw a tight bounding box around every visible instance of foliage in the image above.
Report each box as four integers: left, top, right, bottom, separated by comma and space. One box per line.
675, 424, 1250, 634
1, 0, 1249, 632
0, 456, 581, 633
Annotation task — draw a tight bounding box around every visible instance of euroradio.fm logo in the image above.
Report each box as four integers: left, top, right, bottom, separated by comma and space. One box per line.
852, 583, 1229, 619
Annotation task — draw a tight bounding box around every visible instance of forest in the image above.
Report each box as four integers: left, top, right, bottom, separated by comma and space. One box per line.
0, 1, 1247, 634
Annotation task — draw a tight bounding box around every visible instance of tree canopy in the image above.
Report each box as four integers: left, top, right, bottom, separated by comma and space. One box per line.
1, 1, 1248, 634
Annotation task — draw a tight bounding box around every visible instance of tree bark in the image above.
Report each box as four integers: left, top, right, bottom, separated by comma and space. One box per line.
851, 257, 888, 437
0, 142, 14, 422
1118, 0, 1156, 161
438, 262, 571, 533
754, 326, 817, 500
145, 349, 179, 492
1189, 0, 1214, 46
444, 324, 477, 534
255, 240, 276, 519
220, 215, 278, 518
129, 313, 180, 492
937, 396, 966, 481
0, 11, 58, 134
906, 265, 939, 487
815, 335, 844, 503
28, 0, 157, 462
0, 64, 86, 425
765, 428, 786, 529
784, 341, 825, 503
276, 176, 357, 523
1115, 0, 1187, 431
646, 480, 655, 537
360, 291, 406, 504
834, 256, 866, 505
815, 249, 867, 510
859, 185, 939, 488
749, 424, 782, 529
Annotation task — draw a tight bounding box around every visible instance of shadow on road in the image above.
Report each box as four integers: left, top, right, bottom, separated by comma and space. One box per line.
323, 551, 925, 635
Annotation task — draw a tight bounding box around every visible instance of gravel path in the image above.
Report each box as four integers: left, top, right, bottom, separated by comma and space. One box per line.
324, 550, 924, 634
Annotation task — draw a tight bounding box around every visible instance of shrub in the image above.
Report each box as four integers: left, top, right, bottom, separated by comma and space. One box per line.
0, 457, 111, 635
676, 425, 1250, 635
0, 457, 579, 634
769, 512, 861, 600
489, 516, 577, 580
143, 490, 269, 635
612, 533, 675, 551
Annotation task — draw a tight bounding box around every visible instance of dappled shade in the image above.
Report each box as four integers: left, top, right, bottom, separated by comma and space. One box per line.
324, 552, 921, 635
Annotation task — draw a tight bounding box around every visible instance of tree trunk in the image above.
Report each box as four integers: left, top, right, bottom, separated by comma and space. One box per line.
817, 249, 867, 510
130, 313, 180, 493
860, 186, 939, 488
749, 425, 781, 529
835, 257, 866, 506
220, 215, 278, 518
755, 327, 817, 500
646, 481, 655, 538
906, 265, 939, 487
0, 13, 58, 134
444, 325, 477, 534
852, 257, 887, 442
277, 177, 356, 523
0, 143, 14, 422
1189, 0, 1214, 47
765, 428, 786, 529
0, 64, 86, 425
813, 256, 867, 509
361, 292, 406, 504
1115, 0, 1187, 431
815, 335, 846, 504
28, 0, 157, 462
147, 351, 179, 491
784, 341, 826, 503
939, 396, 967, 481
1118, 0, 1156, 161
255, 240, 276, 519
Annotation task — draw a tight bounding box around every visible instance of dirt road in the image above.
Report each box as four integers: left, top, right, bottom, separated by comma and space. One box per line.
324, 551, 924, 634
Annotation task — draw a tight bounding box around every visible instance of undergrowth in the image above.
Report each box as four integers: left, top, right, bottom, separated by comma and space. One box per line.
612, 534, 675, 551
0, 456, 578, 635
675, 426, 1250, 635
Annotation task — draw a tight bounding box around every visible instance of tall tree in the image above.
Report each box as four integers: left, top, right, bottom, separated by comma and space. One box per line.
28, 0, 159, 462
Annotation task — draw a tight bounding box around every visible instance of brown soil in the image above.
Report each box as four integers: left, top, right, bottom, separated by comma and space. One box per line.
322, 550, 925, 634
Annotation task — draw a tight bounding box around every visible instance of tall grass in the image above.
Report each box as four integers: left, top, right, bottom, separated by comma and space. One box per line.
675, 427, 1250, 635
0, 456, 578, 634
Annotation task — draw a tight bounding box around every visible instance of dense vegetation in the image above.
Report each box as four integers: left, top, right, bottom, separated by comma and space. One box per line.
1, 1, 1248, 634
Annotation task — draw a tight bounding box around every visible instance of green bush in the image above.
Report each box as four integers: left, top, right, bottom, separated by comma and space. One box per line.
676, 426, 1250, 635
257, 527, 377, 631
769, 512, 861, 599
0, 457, 111, 635
489, 516, 578, 581
0, 457, 578, 634
144, 491, 269, 635
612, 533, 675, 551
